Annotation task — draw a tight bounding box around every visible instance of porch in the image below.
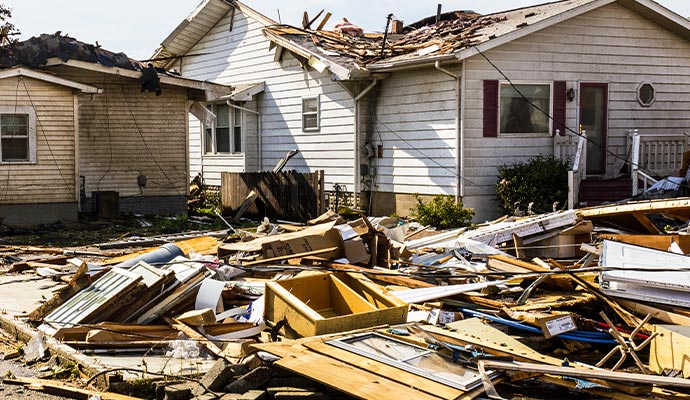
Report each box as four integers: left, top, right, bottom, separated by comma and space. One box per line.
554, 130, 690, 208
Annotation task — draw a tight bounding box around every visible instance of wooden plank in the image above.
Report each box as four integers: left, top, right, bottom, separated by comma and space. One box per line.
420, 318, 565, 366
616, 299, 690, 325
480, 359, 690, 389
487, 255, 549, 272
274, 347, 445, 400
304, 340, 465, 400
5, 376, 142, 400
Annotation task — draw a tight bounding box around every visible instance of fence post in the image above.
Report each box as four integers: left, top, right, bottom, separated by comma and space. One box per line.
631, 129, 640, 196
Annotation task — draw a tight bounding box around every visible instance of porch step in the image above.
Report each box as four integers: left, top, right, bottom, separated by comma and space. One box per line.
578, 178, 632, 206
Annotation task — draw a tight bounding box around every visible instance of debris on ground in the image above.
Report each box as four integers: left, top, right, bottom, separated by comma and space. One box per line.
3, 198, 690, 399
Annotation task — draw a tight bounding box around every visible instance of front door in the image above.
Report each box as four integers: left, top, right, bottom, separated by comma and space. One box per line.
579, 83, 608, 175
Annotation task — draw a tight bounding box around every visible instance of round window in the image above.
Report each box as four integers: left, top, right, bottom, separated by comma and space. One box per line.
637, 83, 655, 107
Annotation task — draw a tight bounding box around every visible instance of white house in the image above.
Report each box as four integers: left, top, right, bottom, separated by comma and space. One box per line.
153, 0, 690, 220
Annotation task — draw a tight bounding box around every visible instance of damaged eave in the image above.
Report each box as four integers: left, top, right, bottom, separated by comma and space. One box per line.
0, 67, 101, 93
367, 53, 457, 72
454, 0, 616, 61
263, 28, 367, 81
43, 57, 233, 97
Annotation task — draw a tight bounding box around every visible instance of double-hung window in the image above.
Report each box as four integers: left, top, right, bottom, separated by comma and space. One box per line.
302, 96, 320, 131
0, 107, 36, 163
204, 103, 242, 154
499, 83, 551, 134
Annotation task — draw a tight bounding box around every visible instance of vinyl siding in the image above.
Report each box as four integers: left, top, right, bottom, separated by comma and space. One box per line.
463, 2, 690, 219
372, 68, 458, 195
53, 67, 189, 198
177, 6, 356, 190
0, 76, 76, 204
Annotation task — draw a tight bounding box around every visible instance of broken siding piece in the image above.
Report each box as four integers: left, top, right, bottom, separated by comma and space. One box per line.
42, 267, 142, 331
600, 240, 690, 308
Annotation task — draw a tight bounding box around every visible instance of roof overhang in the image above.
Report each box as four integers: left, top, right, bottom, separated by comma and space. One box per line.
0, 67, 101, 93
263, 29, 368, 81
152, 0, 277, 69
214, 81, 265, 101
454, 0, 690, 61
44, 58, 233, 98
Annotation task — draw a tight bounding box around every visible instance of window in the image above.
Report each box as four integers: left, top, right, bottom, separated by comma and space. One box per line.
302, 96, 320, 131
204, 103, 242, 154
327, 332, 494, 391
637, 82, 655, 107
0, 107, 36, 163
499, 83, 551, 134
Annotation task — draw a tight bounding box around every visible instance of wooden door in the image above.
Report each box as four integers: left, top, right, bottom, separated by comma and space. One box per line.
579, 83, 608, 175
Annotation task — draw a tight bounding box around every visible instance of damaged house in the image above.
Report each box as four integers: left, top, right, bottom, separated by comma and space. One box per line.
153, 0, 690, 220
0, 34, 232, 225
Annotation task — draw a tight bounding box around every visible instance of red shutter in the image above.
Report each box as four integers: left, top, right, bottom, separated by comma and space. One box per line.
483, 80, 499, 138
553, 81, 567, 136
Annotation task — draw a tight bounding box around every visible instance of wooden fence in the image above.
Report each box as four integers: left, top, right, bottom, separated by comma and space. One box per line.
221, 171, 325, 222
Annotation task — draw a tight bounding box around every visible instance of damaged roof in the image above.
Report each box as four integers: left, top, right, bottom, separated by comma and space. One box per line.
0, 33, 234, 96
264, 0, 690, 74
0, 33, 146, 71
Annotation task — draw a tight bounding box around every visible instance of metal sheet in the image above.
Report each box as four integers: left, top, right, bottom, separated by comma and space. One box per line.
44, 267, 141, 327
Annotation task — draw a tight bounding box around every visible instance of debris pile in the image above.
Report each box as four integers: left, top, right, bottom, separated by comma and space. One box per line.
3, 198, 690, 399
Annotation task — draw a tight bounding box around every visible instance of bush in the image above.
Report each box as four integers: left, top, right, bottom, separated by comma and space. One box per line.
496, 155, 569, 215
410, 194, 474, 229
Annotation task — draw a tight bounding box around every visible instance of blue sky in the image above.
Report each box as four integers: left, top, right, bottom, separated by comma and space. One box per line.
3, 0, 690, 60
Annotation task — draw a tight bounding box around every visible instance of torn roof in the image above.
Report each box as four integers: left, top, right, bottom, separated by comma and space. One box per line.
0, 33, 234, 96
264, 0, 690, 74
264, 0, 596, 74
0, 33, 146, 71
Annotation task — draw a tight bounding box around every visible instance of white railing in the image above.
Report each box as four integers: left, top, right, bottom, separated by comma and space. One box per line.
554, 130, 587, 209
629, 130, 690, 195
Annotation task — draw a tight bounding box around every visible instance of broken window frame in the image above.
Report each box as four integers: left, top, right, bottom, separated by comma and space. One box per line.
204, 103, 242, 155
0, 106, 36, 164
326, 332, 490, 391
498, 82, 552, 136
302, 95, 320, 132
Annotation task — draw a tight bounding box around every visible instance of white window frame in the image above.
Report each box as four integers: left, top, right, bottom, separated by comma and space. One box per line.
203, 103, 243, 155
498, 82, 552, 137
0, 106, 37, 164
302, 95, 320, 132
327, 332, 496, 391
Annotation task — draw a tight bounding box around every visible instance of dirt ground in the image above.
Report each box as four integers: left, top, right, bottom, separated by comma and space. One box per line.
0, 359, 69, 400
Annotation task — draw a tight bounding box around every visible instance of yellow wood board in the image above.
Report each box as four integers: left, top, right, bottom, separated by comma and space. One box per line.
304, 340, 466, 400
274, 346, 445, 400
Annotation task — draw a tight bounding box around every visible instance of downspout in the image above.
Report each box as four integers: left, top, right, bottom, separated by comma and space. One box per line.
434, 61, 463, 201
353, 79, 378, 195
226, 100, 262, 171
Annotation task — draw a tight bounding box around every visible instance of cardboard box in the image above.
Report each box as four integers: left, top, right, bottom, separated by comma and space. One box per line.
343, 237, 369, 264
265, 272, 408, 338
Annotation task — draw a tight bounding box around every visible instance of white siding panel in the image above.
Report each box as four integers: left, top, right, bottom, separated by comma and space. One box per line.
462, 2, 690, 220
372, 68, 458, 195
179, 8, 356, 190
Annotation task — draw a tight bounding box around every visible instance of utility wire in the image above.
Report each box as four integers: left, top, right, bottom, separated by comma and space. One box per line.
473, 46, 676, 187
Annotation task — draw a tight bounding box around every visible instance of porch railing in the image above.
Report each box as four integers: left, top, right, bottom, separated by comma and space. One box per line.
629, 130, 690, 195
554, 130, 587, 209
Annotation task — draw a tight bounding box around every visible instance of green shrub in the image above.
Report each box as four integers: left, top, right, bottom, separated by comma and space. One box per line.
410, 194, 474, 229
496, 155, 569, 215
